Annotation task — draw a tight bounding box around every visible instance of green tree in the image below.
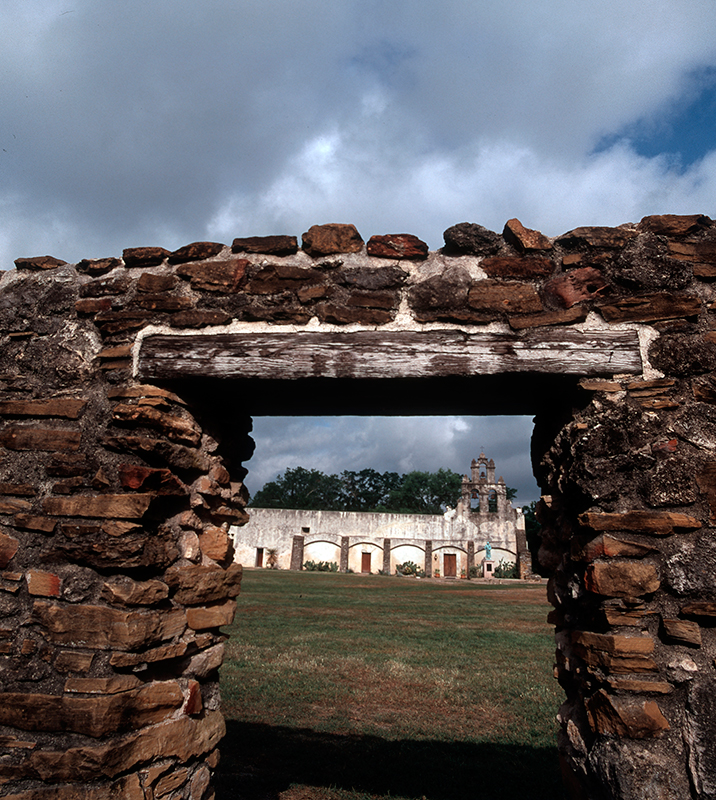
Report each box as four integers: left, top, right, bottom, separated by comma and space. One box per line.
522, 500, 543, 573
250, 466, 343, 510
381, 468, 462, 514
338, 468, 401, 511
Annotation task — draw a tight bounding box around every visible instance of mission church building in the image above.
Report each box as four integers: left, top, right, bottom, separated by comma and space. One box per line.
231, 453, 528, 577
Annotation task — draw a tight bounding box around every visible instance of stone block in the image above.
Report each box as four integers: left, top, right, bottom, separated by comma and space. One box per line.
186, 599, 237, 630
579, 510, 701, 536
26, 570, 61, 598
301, 223, 364, 256
64, 676, 141, 694
119, 464, 186, 495
101, 576, 170, 606
232, 235, 298, 255
575, 534, 657, 562
542, 268, 609, 308
337, 265, 407, 290
93, 309, 153, 334
112, 404, 201, 446
244, 264, 324, 294
0, 399, 87, 419
54, 650, 94, 673
27, 710, 225, 782
79, 275, 132, 298
136, 272, 178, 293
169, 241, 225, 263
169, 309, 233, 328
2, 773, 144, 799
198, 526, 233, 562
638, 214, 711, 236
175, 258, 249, 292
681, 601, 716, 619
481, 255, 554, 279
109, 641, 188, 667
32, 601, 186, 650
0, 681, 183, 737
122, 247, 171, 267
606, 677, 674, 694
467, 280, 543, 314
315, 304, 393, 325
502, 218, 553, 252
133, 294, 195, 312
586, 690, 669, 738
0, 427, 81, 451
0, 532, 19, 568
662, 618, 701, 647
442, 222, 501, 255
667, 240, 716, 266
366, 234, 428, 260
42, 494, 153, 519
183, 643, 225, 678
584, 561, 660, 598
74, 295, 117, 313
14, 256, 68, 270
573, 630, 654, 656
164, 563, 242, 605
556, 226, 638, 249
597, 293, 701, 323
0, 496, 31, 514
76, 256, 123, 275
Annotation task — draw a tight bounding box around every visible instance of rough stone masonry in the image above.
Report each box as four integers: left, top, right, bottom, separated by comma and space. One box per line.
1, 215, 716, 798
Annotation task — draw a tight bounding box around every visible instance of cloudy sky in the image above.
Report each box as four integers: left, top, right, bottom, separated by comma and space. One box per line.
3, 0, 716, 504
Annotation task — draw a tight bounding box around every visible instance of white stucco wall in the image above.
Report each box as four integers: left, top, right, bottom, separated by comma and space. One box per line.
230, 506, 523, 574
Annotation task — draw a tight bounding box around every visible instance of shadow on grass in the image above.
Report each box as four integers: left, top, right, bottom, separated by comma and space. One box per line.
214, 720, 565, 800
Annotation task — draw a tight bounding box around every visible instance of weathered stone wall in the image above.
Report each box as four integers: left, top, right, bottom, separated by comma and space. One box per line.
1, 214, 716, 798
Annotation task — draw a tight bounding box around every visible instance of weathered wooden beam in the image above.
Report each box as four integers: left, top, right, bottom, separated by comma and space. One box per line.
138, 329, 642, 380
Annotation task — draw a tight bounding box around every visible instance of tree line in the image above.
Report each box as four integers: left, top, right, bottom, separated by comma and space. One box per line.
250, 466, 465, 515
250, 465, 518, 516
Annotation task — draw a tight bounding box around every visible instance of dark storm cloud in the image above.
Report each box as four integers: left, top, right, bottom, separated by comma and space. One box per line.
246, 417, 540, 507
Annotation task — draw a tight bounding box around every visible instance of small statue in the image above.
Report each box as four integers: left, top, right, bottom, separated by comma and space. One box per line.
485, 541, 492, 561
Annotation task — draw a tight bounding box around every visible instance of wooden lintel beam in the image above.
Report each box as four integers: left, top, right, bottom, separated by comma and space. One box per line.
137, 329, 642, 381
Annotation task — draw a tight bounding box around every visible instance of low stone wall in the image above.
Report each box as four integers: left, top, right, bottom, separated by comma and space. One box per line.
1, 214, 716, 798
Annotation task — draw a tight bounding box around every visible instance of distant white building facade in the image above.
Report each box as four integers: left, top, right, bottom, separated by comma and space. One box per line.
231, 453, 530, 578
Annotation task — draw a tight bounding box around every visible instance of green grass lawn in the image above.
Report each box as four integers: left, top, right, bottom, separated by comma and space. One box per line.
216, 570, 564, 800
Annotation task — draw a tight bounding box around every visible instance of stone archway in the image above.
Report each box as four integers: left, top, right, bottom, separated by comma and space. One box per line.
1, 215, 715, 798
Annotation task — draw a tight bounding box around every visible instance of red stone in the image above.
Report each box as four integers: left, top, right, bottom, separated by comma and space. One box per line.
43, 493, 153, 519
122, 247, 171, 267
137, 273, 178, 293
586, 690, 669, 738
481, 255, 554, 279
232, 235, 298, 255
119, 464, 186, 495
133, 294, 195, 312
0, 532, 19, 569
502, 218, 552, 252
579, 510, 701, 535
508, 307, 587, 330
584, 561, 660, 598
175, 258, 249, 292
0, 427, 81, 451
556, 226, 638, 249
169, 241, 224, 263
597, 293, 701, 323
467, 280, 543, 314
14, 256, 67, 270
26, 570, 61, 597
543, 268, 609, 308
0, 399, 86, 419
302, 223, 364, 256
366, 234, 429, 260
638, 214, 711, 236
76, 257, 123, 275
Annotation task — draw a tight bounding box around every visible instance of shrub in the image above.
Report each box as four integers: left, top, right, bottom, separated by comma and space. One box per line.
469, 565, 480, 579
494, 559, 518, 579
303, 560, 339, 572
396, 560, 425, 578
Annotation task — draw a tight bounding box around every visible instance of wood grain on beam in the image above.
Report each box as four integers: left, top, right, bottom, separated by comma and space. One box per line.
138, 330, 642, 380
